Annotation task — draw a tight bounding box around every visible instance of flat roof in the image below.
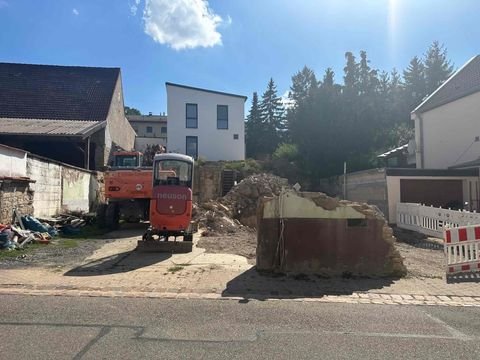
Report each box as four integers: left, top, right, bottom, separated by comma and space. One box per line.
166, 82, 247, 101
127, 115, 167, 123
386, 168, 479, 177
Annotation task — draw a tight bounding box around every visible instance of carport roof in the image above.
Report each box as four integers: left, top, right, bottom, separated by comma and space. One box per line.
0, 118, 106, 138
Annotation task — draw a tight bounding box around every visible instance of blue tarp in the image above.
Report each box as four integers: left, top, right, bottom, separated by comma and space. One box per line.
21, 216, 58, 237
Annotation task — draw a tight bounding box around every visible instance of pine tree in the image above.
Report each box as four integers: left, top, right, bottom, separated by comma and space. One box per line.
289, 66, 318, 105
245, 92, 264, 158
260, 78, 285, 153
424, 41, 454, 94
323, 68, 335, 88
403, 56, 426, 108
343, 52, 359, 97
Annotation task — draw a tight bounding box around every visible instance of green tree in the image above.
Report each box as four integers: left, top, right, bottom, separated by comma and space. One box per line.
260, 78, 285, 154
245, 92, 264, 158
424, 41, 454, 95
343, 52, 359, 98
124, 106, 141, 115
403, 56, 426, 109
288, 66, 318, 105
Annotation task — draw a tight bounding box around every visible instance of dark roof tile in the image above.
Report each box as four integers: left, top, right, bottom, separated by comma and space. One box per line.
0, 62, 120, 121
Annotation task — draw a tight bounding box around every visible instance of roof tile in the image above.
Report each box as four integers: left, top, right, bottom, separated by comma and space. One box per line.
0, 62, 119, 121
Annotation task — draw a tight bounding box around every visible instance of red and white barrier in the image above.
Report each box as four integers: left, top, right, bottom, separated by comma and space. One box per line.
444, 225, 480, 275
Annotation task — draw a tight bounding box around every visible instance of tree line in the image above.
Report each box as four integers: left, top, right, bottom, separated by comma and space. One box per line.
246, 41, 454, 181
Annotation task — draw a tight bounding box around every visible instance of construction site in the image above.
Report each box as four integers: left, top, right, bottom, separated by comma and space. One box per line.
3, 155, 478, 306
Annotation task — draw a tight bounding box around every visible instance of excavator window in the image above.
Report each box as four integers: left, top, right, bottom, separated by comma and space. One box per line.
114, 155, 140, 167
154, 160, 192, 188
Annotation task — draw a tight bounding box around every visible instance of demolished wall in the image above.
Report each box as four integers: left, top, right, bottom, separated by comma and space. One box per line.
257, 190, 406, 277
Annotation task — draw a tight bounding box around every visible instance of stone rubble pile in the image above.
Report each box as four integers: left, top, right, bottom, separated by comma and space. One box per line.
220, 173, 289, 228
193, 173, 289, 235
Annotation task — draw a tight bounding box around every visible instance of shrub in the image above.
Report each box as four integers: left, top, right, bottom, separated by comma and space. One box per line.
273, 143, 299, 162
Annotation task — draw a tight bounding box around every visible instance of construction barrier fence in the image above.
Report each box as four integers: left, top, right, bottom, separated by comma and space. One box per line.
444, 225, 480, 275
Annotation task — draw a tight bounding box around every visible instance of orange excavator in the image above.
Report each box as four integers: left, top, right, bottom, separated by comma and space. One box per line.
138, 153, 195, 253
102, 151, 153, 229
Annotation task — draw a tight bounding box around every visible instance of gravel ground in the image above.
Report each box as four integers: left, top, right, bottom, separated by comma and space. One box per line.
197, 228, 257, 264
393, 227, 445, 279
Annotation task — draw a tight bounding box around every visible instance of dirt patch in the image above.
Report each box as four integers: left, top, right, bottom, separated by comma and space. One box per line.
0, 238, 106, 269
197, 229, 257, 264
393, 227, 445, 279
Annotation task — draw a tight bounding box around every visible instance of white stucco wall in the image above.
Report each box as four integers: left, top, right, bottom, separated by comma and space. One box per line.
415, 91, 480, 169
166, 84, 246, 161
386, 175, 474, 224
27, 157, 62, 217
0, 145, 27, 178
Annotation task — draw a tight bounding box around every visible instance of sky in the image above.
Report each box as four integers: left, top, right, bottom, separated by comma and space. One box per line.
1, 0, 479, 114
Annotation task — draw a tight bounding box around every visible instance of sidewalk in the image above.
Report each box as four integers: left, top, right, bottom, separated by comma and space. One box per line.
0, 232, 479, 307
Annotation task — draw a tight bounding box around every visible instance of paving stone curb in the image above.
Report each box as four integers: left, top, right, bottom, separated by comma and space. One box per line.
1, 286, 480, 307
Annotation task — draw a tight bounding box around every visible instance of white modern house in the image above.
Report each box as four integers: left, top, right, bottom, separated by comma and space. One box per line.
166, 82, 246, 161
412, 55, 480, 169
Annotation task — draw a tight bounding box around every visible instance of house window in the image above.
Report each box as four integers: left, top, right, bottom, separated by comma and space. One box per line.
186, 103, 198, 128
161, 127, 167, 134
146, 126, 153, 133
217, 105, 228, 129
233, 134, 239, 140
186, 136, 198, 159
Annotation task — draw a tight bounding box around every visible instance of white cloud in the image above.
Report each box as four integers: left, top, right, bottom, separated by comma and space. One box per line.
142, 0, 225, 50
0, 0, 9, 9
130, 0, 141, 16
72, 8, 79, 15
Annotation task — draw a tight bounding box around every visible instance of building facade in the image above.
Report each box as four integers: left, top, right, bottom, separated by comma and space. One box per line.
166, 82, 246, 161
412, 55, 480, 169
127, 114, 167, 152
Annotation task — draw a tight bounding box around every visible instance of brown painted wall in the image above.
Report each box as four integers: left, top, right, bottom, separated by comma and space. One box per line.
257, 218, 390, 275
256, 192, 405, 277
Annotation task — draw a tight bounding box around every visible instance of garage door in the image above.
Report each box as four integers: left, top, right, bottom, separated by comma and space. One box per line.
400, 179, 463, 209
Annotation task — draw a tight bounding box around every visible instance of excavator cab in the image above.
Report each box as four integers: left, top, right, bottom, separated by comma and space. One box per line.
138, 153, 194, 253
110, 151, 143, 168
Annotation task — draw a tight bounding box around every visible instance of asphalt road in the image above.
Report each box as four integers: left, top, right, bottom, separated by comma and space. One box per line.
1, 295, 479, 359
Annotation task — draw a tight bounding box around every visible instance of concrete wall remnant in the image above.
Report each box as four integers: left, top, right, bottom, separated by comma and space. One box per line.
256, 190, 406, 277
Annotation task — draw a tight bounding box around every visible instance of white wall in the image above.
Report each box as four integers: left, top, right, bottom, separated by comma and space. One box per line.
0, 144, 27, 178
166, 84, 245, 161
386, 175, 474, 224
27, 157, 62, 217
415, 91, 480, 169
